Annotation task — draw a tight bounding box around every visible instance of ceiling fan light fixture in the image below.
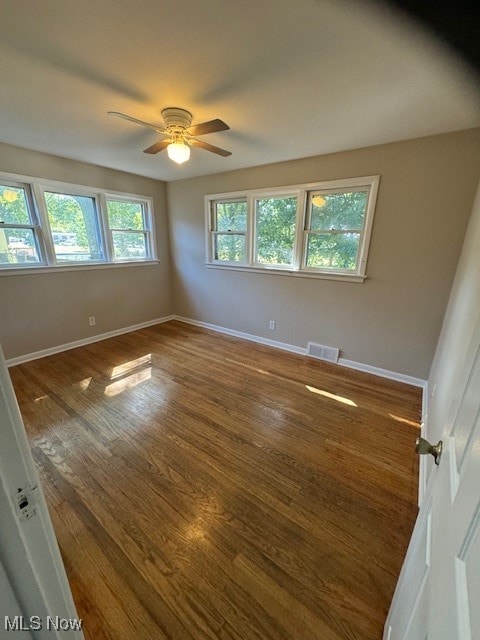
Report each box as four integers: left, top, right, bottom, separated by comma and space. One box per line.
167, 142, 190, 164
109, 108, 231, 160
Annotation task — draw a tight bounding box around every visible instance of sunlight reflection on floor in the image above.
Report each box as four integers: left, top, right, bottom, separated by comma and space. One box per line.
111, 354, 152, 378
104, 367, 152, 397
305, 384, 357, 407
76, 377, 92, 391
389, 413, 421, 428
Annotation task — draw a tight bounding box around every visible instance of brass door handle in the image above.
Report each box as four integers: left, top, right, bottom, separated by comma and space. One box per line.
415, 437, 443, 465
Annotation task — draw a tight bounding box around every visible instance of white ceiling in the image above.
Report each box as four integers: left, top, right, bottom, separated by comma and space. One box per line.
1, 0, 479, 182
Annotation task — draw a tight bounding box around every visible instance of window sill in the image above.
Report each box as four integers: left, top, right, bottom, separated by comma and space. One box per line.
205, 263, 366, 283
0, 260, 161, 277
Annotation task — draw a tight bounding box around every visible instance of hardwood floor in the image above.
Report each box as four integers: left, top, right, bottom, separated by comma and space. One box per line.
10, 320, 422, 640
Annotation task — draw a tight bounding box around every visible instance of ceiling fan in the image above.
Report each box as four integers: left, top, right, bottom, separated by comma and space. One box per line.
108, 107, 231, 164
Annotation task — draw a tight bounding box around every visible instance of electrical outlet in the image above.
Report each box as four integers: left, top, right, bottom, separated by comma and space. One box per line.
89, 316, 96, 326
269, 320, 276, 330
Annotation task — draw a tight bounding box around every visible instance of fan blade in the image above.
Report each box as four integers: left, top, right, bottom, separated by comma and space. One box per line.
108, 111, 165, 132
190, 139, 232, 157
187, 119, 229, 136
143, 140, 170, 154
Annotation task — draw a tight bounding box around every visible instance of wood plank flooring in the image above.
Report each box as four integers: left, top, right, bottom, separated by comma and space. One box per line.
10, 320, 422, 640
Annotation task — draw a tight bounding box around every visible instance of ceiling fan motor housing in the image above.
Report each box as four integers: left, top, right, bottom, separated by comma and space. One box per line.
161, 107, 193, 131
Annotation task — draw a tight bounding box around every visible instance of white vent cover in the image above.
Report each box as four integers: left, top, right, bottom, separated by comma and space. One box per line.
307, 342, 340, 363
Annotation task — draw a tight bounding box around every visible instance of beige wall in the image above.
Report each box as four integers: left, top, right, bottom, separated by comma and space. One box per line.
167, 129, 480, 379
427, 178, 480, 443
0, 143, 172, 360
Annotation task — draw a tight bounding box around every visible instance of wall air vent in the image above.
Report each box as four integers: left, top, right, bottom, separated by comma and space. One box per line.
307, 342, 340, 363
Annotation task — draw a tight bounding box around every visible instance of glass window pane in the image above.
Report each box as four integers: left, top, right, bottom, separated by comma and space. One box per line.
0, 228, 40, 265
306, 233, 360, 270
216, 201, 247, 232
107, 199, 145, 230
214, 234, 245, 262
0, 185, 31, 224
310, 191, 367, 230
45, 192, 104, 262
255, 196, 297, 266
112, 231, 147, 260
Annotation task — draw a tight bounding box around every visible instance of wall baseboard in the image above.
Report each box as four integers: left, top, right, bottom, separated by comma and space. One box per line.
337, 358, 426, 388
174, 316, 308, 356
173, 315, 427, 388
6, 316, 175, 367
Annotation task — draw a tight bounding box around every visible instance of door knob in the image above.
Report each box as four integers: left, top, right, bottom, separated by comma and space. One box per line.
415, 437, 443, 465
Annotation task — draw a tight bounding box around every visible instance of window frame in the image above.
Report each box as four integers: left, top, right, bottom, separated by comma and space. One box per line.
0, 171, 158, 274
0, 179, 47, 269
105, 194, 156, 263
39, 186, 106, 266
205, 176, 379, 282
209, 197, 248, 265
302, 185, 372, 275
252, 191, 302, 270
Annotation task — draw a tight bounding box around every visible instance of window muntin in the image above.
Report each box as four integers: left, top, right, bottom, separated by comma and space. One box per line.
254, 195, 297, 268
106, 198, 152, 261
206, 177, 378, 279
304, 188, 369, 272
0, 182, 43, 266
211, 200, 247, 263
44, 192, 104, 263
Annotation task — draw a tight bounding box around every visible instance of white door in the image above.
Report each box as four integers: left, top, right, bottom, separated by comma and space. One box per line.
0, 346, 84, 639
385, 313, 480, 640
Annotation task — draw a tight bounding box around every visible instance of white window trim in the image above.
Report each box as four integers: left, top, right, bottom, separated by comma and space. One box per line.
210, 197, 247, 265
0, 260, 161, 277
252, 190, 301, 269
0, 170, 158, 273
37, 185, 107, 266
105, 193, 157, 262
205, 175, 380, 281
0, 178, 47, 268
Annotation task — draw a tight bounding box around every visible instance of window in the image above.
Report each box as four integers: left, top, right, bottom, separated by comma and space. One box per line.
106, 198, 152, 261
0, 171, 157, 271
0, 182, 43, 266
211, 199, 247, 263
254, 195, 297, 268
206, 176, 379, 281
44, 192, 104, 263
304, 189, 368, 272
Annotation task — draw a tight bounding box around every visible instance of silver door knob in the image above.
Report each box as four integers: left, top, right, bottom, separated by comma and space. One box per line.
415, 437, 443, 465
